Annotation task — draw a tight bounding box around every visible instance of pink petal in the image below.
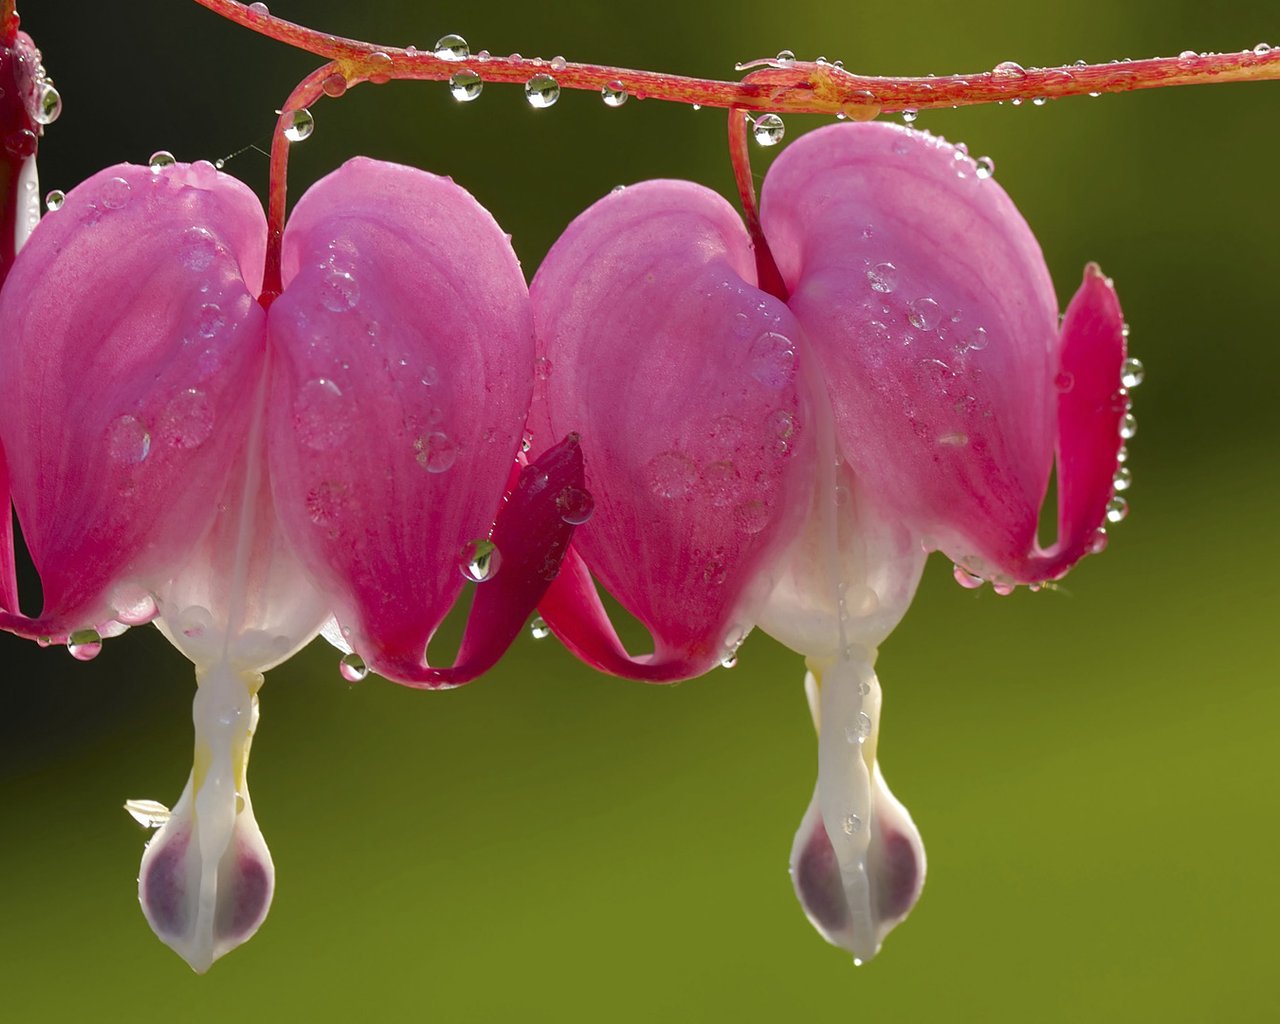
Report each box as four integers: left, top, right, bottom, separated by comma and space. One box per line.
0, 162, 267, 637
267, 158, 533, 675
762, 123, 1060, 578
530, 181, 814, 678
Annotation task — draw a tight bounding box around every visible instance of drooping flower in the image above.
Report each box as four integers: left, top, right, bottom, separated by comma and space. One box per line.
529, 122, 1128, 962
0, 157, 583, 971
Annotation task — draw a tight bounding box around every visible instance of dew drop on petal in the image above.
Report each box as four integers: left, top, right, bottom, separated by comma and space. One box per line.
318, 270, 360, 312
733, 499, 769, 535
157, 389, 214, 449
414, 432, 458, 473
752, 113, 786, 146
100, 176, 131, 210
748, 331, 797, 388
953, 564, 985, 589
525, 74, 560, 108
866, 262, 898, 293
177, 605, 213, 639
306, 480, 347, 524
67, 628, 103, 661
296, 379, 351, 452
196, 302, 226, 337
106, 415, 152, 465
1113, 466, 1133, 492
1121, 357, 1145, 389
180, 227, 218, 272
647, 450, 697, 499
283, 108, 315, 142
339, 652, 368, 682
907, 297, 942, 331
992, 60, 1027, 79
449, 70, 483, 102
555, 485, 595, 525
842, 813, 864, 835
44, 189, 65, 212
601, 80, 628, 106
975, 155, 995, 179
529, 616, 551, 640
148, 150, 176, 172
434, 34, 470, 61
459, 539, 502, 582
1119, 412, 1137, 440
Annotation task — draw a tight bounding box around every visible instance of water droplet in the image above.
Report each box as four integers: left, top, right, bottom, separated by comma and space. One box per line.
733, 499, 769, 535
1106, 496, 1129, 523
752, 113, 786, 146
937, 432, 969, 447
525, 74, 560, 108
847, 711, 873, 743
992, 582, 1016, 596
113, 589, 158, 625
34, 82, 61, 125
100, 176, 131, 210
106, 414, 152, 465
413, 432, 457, 473
196, 302, 226, 338
748, 331, 796, 388
459, 538, 502, 582
556, 486, 595, 524
703, 460, 744, 508
842, 813, 864, 835
248, 1, 270, 15
1121, 357, 1145, 388
322, 73, 348, 97
5, 129, 36, 157
1113, 466, 1132, 492
529, 616, 551, 640
297, 378, 350, 451
953, 564, 985, 589
148, 150, 176, 172
992, 60, 1027, 79
339, 652, 368, 682
67, 628, 103, 661
177, 605, 213, 638
1054, 370, 1075, 393
907, 296, 942, 331
901, 108, 918, 124
775, 49, 796, 66
44, 189, 65, 212
306, 480, 347, 524
601, 80, 628, 107
550, 55, 568, 72
449, 69, 483, 102
434, 34, 470, 61
1254, 42, 1273, 56
1119, 412, 1137, 440
975, 155, 995, 179
157, 389, 214, 449
866, 262, 898, 293
283, 108, 314, 142
367, 51, 394, 84
319, 269, 359, 312
534, 355, 553, 381
179, 226, 218, 271
647, 450, 697, 499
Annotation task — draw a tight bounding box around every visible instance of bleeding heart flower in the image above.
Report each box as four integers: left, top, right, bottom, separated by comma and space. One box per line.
0, 157, 583, 971
529, 121, 1130, 963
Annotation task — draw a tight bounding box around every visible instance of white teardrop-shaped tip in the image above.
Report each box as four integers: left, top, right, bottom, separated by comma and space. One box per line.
138, 774, 274, 972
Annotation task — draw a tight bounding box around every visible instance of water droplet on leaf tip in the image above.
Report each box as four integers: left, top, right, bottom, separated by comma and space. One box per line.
434, 34, 470, 61
751, 113, 785, 146
339, 652, 368, 682
283, 108, 314, 142
449, 70, 483, 102
525, 74, 560, 108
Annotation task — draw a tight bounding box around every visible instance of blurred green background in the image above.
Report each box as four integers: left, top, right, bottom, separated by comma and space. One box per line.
3, 1, 1277, 1020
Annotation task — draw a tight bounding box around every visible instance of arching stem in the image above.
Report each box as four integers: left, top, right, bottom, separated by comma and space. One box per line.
191, 1, 1280, 115
727, 109, 787, 302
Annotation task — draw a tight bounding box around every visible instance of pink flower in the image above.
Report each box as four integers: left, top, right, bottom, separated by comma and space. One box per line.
529, 122, 1129, 962
0, 157, 583, 971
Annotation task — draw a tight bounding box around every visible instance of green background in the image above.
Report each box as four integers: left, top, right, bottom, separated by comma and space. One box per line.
3, 0, 1277, 1020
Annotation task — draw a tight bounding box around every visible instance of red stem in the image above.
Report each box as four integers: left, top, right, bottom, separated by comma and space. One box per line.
1, 0, 16, 46
191, 1, 1279, 114
727, 110, 787, 302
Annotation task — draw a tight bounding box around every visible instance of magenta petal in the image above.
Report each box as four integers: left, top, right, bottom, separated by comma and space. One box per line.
0, 163, 267, 635
267, 158, 533, 672
762, 123, 1061, 577
1026, 264, 1127, 578
530, 181, 814, 677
